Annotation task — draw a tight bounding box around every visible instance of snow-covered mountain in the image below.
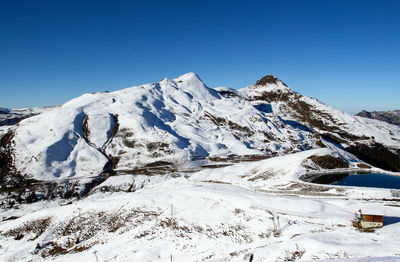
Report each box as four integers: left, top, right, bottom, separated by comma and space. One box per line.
2, 73, 400, 261
1, 73, 400, 185
357, 109, 400, 126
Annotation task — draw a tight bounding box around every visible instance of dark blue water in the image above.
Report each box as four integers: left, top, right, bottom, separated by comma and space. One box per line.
332, 173, 400, 189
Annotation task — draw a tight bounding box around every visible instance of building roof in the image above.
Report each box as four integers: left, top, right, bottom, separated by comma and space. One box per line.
361, 214, 384, 222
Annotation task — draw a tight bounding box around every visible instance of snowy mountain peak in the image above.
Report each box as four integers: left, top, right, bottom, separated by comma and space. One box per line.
174, 72, 202, 83
1, 72, 400, 183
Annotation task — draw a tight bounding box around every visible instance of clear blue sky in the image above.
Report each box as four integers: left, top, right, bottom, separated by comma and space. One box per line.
1, 0, 399, 113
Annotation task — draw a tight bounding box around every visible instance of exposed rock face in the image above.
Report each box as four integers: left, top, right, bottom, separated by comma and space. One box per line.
309, 155, 349, 170
356, 110, 400, 126
357, 110, 372, 118
255, 74, 287, 87
346, 142, 400, 172
0, 131, 36, 189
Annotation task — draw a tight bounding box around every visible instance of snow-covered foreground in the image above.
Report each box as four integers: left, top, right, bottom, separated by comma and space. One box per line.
1, 150, 400, 261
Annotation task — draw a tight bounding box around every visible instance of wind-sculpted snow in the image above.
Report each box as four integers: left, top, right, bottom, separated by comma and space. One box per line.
5, 72, 400, 181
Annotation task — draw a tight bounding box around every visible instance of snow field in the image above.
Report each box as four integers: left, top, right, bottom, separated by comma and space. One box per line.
1, 150, 400, 261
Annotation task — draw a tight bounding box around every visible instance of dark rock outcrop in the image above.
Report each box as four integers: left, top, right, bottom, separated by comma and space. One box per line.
309, 155, 349, 169
255, 74, 287, 87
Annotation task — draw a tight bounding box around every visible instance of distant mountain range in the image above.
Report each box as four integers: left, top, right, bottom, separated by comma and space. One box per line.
357, 110, 400, 126
0, 106, 58, 126
1, 73, 400, 189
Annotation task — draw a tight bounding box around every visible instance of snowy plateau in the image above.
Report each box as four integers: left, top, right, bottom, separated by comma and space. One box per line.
0, 73, 400, 261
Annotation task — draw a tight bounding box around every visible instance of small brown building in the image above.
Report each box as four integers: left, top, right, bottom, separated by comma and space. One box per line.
357, 210, 384, 229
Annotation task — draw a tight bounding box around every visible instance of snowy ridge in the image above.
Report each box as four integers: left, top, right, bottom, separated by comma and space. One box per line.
2, 72, 400, 181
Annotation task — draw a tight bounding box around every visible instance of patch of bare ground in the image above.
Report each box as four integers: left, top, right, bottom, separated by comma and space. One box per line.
281, 245, 305, 261
0, 131, 38, 191
201, 164, 232, 169
144, 160, 174, 168
309, 155, 349, 169
202, 111, 254, 136
202, 180, 231, 184
47, 208, 159, 256
2, 217, 52, 241
316, 139, 326, 148
117, 161, 177, 176
207, 155, 269, 163
357, 163, 371, 169
146, 142, 173, 154
202, 253, 215, 260
260, 183, 344, 197
156, 216, 254, 243
81, 115, 91, 144
3, 205, 261, 257
159, 217, 194, 238
285, 183, 330, 192
293, 182, 345, 195
2, 207, 161, 257
242, 168, 276, 182
118, 127, 134, 137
